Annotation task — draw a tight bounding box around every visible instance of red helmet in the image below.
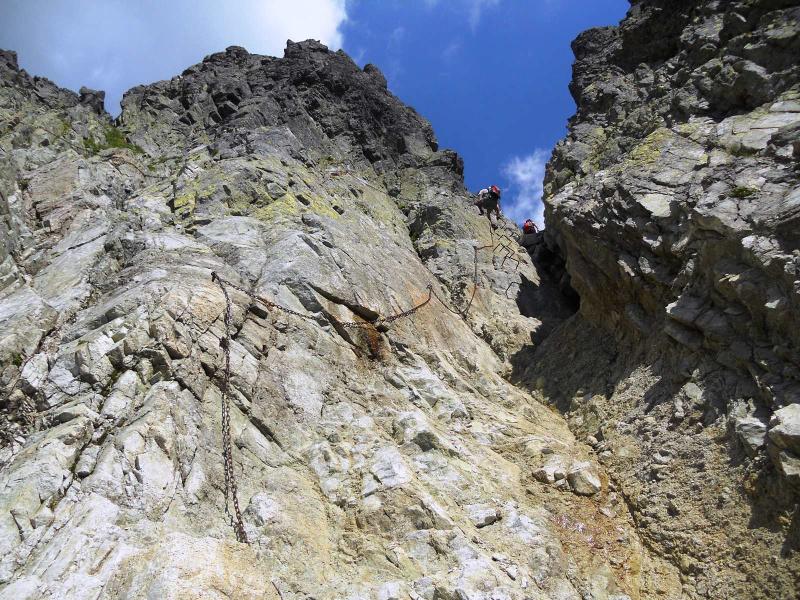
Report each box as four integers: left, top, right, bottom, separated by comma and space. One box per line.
490, 185, 501, 196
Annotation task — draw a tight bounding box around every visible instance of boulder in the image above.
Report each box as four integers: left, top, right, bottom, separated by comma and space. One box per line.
78, 86, 106, 114
465, 503, 501, 528
773, 451, 800, 488
733, 415, 767, 456
567, 461, 602, 496
533, 454, 569, 484
768, 404, 800, 455
368, 447, 412, 492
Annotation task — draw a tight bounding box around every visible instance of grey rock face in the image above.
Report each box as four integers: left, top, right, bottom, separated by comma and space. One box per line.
0, 40, 657, 600
544, 0, 799, 408
566, 461, 601, 496
78, 86, 105, 114
515, 1, 800, 598
119, 41, 439, 175
733, 414, 768, 456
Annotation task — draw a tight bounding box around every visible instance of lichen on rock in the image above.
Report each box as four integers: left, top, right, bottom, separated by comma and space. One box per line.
519, 1, 800, 598
1, 2, 799, 598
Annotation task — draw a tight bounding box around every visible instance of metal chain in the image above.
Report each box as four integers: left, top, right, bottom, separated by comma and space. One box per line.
207, 221, 521, 542
212, 272, 435, 329
433, 242, 488, 318
213, 273, 249, 544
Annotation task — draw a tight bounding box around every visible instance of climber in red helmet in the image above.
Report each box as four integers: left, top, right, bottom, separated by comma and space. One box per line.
523, 219, 538, 234
475, 185, 502, 228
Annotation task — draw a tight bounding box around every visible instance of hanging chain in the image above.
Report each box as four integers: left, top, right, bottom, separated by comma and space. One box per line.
213, 273, 249, 544
211, 274, 436, 329
207, 220, 521, 542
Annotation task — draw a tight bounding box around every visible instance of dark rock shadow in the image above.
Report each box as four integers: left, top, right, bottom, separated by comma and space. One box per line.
507, 292, 800, 578
514, 272, 576, 347
508, 312, 625, 415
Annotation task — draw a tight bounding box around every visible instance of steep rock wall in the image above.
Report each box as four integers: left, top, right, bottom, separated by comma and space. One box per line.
518, 1, 800, 598
0, 41, 672, 600
1, 2, 798, 597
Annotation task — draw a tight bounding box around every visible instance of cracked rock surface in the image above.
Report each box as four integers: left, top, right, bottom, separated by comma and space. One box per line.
1, 41, 650, 599
1, 0, 799, 596
517, 1, 800, 599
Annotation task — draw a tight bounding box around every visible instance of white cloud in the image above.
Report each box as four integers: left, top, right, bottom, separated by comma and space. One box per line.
502, 149, 550, 228
351, 46, 367, 66
0, 0, 349, 114
389, 26, 405, 44
250, 0, 347, 52
468, 0, 500, 30
441, 40, 461, 63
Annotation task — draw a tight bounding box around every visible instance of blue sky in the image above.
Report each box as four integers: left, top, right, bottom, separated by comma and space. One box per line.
0, 0, 629, 225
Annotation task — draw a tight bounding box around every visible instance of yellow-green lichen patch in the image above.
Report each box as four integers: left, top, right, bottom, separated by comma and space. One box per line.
580, 126, 613, 175
252, 193, 301, 222
625, 127, 674, 168
304, 194, 341, 220
169, 176, 223, 223
227, 195, 254, 216
172, 192, 195, 210
434, 238, 454, 250
171, 192, 196, 222
357, 189, 403, 229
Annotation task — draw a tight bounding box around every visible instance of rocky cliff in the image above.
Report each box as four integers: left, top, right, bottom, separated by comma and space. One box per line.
521, 0, 800, 598
0, 1, 798, 599
0, 38, 633, 600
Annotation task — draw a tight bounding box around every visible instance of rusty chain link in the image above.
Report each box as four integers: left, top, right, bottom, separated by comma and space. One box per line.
213, 272, 435, 328
213, 273, 249, 544
208, 218, 524, 543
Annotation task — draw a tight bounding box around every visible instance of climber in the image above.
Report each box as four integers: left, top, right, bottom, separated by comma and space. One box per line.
520, 219, 539, 248
474, 185, 502, 228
